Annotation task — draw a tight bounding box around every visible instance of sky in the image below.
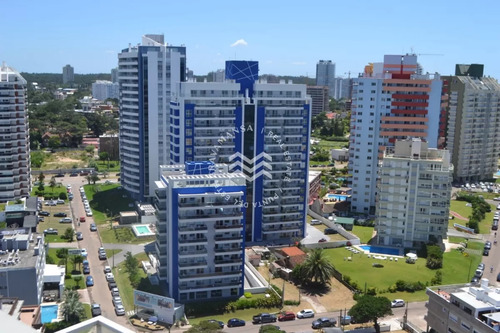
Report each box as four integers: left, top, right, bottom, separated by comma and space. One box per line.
2, 0, 500, 79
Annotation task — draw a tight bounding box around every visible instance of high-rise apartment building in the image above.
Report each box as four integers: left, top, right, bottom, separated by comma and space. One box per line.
306, 86, 329, 116
153, 161, 246, 303
118, 34, 186, 201
348, 54, 447, 214
443, 67, 500, 182
0, 63, 31, 201
169, 61, 311, 244
92, 80, 119, 100
333, 77, 352, 100
316, 60, 335, 97
62, 64, 74, 84
376, 138, 452, 247
111, 68, 118, 83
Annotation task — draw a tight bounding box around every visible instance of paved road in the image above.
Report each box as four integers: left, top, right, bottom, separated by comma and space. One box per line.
220, 301, 428, 333
64, 175, 131, 328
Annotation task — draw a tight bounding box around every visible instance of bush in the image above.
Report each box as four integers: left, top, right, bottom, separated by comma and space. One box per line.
284, 300, 300, 306
366, 287, 377, 296
59, 192, 67, 200
244, 292, 253, 299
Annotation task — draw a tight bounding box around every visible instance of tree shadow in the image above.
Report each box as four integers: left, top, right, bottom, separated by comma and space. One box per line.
299, 282, 331, 296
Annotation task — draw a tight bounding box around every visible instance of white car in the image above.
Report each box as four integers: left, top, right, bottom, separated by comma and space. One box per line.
80, 249, 88, 258
86, 210, 93, 217
391, 299, 405, 308
115, 304, 125, 316
297, 309, 315, 319
493, 197, 500, 201
106, 273, 115, 282
103, 266, 112, 274
497, 204, 500, 210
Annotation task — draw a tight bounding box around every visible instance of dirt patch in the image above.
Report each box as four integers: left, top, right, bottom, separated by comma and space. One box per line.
257, 265, 355, 313
46, 157, 81, 164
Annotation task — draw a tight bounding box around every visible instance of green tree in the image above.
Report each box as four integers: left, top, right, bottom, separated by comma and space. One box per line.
348, 295, 393, 333
124, 251, 139, 274
49, 176, 57, 193
31, 151, 45, 168
186, 321, 223, 333
63, 228, 75, 242
61, 289, 86, 323
311, 112, 327, 130
426, 245, 443, 269
90, 173, 100, 184
48, 136, 61, 149
85, 145, 95, 155
71, 255, 84, 272
38, 172, 45, 183
98, 151, 109, 164
301, 248, 336, 287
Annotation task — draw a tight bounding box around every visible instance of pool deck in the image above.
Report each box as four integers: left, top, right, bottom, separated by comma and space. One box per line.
354, 245, 404, 258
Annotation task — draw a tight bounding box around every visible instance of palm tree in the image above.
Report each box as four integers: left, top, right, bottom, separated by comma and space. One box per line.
61, 289, 85, 323
301, 248, 336, 287
71, 255, 84, 272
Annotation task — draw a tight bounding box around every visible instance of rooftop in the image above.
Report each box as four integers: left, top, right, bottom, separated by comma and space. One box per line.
0, 232, 44, 269
280, 246, 306, 257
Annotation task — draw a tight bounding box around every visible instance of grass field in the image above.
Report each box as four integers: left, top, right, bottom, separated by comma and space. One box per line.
449, 199, 495, 234
324, 246, 481, 301
311, 137, 349, 150
113, 252, 162, 311
46, 248, 86, 289
352, 226, 375, 244
83, 184, 133, 224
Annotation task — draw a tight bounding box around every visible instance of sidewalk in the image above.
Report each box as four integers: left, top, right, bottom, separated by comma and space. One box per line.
47, 242, 78, 248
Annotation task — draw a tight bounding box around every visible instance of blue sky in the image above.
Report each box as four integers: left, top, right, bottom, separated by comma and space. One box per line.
2, 0, 500, 79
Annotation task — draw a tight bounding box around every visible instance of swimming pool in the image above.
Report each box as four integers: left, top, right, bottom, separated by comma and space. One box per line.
359, 245, 400, 256
131, 224, 155, 237
41, 305, 58, 324
496, 170, 500, 177
326, 194, 349, 201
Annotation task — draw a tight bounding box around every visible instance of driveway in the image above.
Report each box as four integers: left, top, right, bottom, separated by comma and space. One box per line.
301, 223, 327, 244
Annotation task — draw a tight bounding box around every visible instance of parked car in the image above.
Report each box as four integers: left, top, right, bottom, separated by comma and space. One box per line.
38, 217, 45, 222
83, 265, 90, 274
206, 320, 224, 329
297, 309, 315, 319
104, 266, 112, 274
86, 276, 94, 287
55, 173, 65, 177
59, 217, 72, 223
115, 304, 125, 316
485, 241, 492, 250
484, 249, 490, 256
76, 232, 83, 241
391, 299, 405, 308
110, 287, 120, 297
278, 311, 296, 321
108, 281, 117, 290
70, 172, 79, 177
90, 223, 97, 231
471, 276, 480, 283
253, 313, 277, 324
324, 228, 338, 235
56, 199, 65, 204
340, 315, 353, 325
86, 210, 93, 217
474, 269, 484, 278
312, 317, 337, 329
310, 219, 321, 225
227, 318, 246, 327
39, 211, 50, 216
112, 296, 122, 306
80, 249, 88, 257
478, 263, 486, 271
106, 273, 115, 282
79, 216, 86, 222
497, 273, 500, 282
54, 212, 67, 217
91, 303, 101, 317
99, 252, 107, 260
43, 228, 58, 235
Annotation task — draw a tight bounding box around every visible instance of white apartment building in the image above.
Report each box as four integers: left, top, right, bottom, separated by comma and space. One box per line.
153, 161, 246, 303
349, 54, 446, 214
92, 80, 119, 100
376, 138, 452, 247
0, 64, 31, 201
118, 34, 186, 201
445, 75, 500, 182
426, 280, 500, 333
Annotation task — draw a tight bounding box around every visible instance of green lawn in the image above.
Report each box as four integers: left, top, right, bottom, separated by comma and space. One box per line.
46, 248, 87, 289
351, 226, 375, 244
82, 303, 92, 319
105, 249, 122, 258
96, 160, 120, 173
325, 246, 481, 301
100, 225, 156, 244
449, 199, 494, 234
113, 252, 162, 311
188, 307, 282, 326
311, 137, 348, 150
83, 184, 133, 224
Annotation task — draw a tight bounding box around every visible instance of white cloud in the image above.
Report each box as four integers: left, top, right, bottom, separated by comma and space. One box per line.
230, 39, 248, 47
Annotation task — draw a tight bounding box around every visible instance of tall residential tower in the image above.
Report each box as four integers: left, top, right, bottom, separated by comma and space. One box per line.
444, 66, 500, 182
316, 60, 335, 97
62, 64, 74, 84
348, 54, 447, 214
0, 63, 31, 201
118, 34, 186, 201
169, 61, 311, 244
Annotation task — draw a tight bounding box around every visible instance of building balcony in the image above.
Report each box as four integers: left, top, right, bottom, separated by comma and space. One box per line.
178, 249, 208, 257
214, 247, 242, 254
179, 261, 208, 268
178, 270, 242, 281
214, 224, 243, 230
179, 237, 208, 244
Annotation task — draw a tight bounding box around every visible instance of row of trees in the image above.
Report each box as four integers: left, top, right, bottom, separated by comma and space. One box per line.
455, 192, 491, 233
